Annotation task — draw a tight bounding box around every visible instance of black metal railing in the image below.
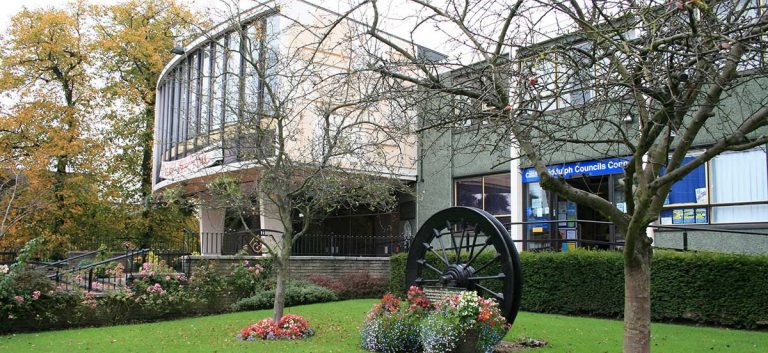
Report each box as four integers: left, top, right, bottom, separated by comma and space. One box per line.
49, 249, 149, 292
292, 234, 404, 257
0, 249, 18, 264
500, 219, 768, 252
200, 230, 282, 256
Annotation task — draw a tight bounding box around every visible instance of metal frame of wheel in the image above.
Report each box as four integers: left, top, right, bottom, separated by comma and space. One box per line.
405, 206, 523, 323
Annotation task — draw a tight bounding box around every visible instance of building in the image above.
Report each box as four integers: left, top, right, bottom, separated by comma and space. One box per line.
151, 1, 432, 259
416, 4, 768, 254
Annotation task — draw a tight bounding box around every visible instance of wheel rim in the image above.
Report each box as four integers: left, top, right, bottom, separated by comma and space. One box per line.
406, 206, 522, 323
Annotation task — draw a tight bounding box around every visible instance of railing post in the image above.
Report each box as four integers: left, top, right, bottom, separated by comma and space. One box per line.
88, 268, 93, 292
683, 230, 688, 251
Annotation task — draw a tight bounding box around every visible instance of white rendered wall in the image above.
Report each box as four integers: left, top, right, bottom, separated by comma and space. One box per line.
199, 207, 225, 255
509, 144, 524, 250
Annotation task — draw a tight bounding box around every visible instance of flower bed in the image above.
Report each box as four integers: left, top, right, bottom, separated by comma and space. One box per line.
238, 314, 315, 340
361, 287, 510, 353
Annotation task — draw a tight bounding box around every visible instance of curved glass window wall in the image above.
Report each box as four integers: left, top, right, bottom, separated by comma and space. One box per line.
155, 15, 276, 183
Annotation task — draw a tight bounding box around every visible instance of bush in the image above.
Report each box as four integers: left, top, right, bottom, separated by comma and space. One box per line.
309, 272, 388, 299
187, 262, 227, 312
227, 260, 268, 299
231, 280, 338, 311
389, 249, 768, 328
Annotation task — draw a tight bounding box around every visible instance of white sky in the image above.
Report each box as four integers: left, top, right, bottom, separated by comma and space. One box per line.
0, 0, 454, 55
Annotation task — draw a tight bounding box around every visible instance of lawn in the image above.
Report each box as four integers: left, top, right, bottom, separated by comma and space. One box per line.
1, 299, 766, 353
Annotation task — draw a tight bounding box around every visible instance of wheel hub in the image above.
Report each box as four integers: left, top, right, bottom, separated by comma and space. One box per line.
441, 264, 475, 287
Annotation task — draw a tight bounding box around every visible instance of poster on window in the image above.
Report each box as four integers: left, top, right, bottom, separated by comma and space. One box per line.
672, 209, 683, 224
683, 208, 695, 224
695, 188, 708, 204
695, 208, 708, 223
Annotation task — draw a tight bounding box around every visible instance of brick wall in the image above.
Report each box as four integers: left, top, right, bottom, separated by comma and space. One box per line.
182, 255, 390, 280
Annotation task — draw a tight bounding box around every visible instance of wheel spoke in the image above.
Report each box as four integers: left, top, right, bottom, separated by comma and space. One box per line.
434, 228, 450, 265
465, 238, 491, 268
415, 277, 441, 284
472, 254, 501, 274
475, 283, 504, 301
466, 223, 480, 265
446, 220, 460, 263
468, 273, 505, 281
417, 259, 445, 275
424, 242, 450, 267
457, 219, 467, 263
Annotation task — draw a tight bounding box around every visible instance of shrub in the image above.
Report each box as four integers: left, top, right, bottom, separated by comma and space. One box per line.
227, 260, 267, 299
187, 262, 227, 312
231, 280, 338, 311
309, 272, 387, 299
390, 249, 768, 328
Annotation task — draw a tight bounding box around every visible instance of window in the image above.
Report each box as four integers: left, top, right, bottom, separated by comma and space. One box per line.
659, 148, 768, 224
524, 181, 551, 250
225, 31, 241, 125
455, 173, 511, 224
663, 156, 707, 205
178, 63, 188, 158
211, 36, 226, 133
711, 149, 768, 223
528, 43, 595, 111
188, 53, 200, 148
199, 44, 212, 143
243, 22, 263, 117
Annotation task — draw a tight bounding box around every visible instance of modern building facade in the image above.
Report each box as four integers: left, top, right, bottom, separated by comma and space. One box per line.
417, 6, 768, 254
151, 1, 426, 256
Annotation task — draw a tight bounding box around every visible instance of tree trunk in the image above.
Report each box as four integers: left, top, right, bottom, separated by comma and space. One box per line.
272, 257, 288, 321
623, 232, 652, 353
140, 106, 154, 199
272, 222, 293, 322
140, 106, 155, 248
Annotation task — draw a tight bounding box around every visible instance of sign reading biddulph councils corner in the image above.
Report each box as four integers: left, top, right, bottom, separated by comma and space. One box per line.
522, 157, 630, 183
160, 147, 224, 180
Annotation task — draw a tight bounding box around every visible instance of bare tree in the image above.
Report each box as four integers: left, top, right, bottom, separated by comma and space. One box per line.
187, 2, 417, 321
342, 1, 768, 352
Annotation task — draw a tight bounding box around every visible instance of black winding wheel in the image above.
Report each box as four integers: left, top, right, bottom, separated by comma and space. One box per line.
406, 207, 523, 323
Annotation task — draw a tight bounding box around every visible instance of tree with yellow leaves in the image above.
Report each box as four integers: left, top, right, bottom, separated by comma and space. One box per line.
0, 2, 113, 255
91, 0, 206, 247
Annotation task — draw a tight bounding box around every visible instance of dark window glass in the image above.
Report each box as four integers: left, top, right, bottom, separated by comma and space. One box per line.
456, 177, 482, 209
484, 174, 511, 215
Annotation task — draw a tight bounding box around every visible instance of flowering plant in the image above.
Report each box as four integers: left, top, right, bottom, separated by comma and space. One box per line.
227, 260, 265, 298
361, 286, 433, 353
420, 291, 509, 353
237, 314, 314, 340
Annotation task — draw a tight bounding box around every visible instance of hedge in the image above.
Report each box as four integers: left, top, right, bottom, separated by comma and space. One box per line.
389, 250, 768, 328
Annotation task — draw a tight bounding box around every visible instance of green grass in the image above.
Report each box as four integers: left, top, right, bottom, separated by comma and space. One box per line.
1, 299, 767, 353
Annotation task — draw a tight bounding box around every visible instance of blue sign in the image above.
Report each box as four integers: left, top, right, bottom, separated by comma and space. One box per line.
522, 157, 630, 183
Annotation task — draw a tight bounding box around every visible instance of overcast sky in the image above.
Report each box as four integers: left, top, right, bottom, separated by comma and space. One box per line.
0, 0, 458, 55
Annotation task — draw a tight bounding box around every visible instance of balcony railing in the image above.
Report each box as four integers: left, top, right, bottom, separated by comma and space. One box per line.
292, 234, 405, 257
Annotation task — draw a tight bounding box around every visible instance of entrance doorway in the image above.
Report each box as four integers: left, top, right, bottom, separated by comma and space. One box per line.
564, 175, 612, 249
524, 174, 622, 251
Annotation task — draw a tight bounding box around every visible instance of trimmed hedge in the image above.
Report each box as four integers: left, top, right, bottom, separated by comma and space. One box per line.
389, 250, 768, 328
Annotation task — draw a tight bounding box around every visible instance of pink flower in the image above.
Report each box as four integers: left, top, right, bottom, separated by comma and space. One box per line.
165, 275, 171, 281
31, 291, 41, 300
14, 295, 24, 303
